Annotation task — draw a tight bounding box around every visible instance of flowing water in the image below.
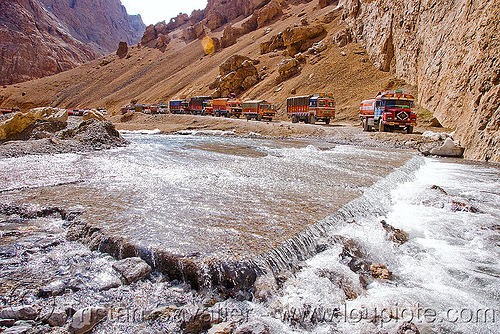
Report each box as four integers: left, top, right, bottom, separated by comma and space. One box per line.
0, 134, 499, 334
0, 134, 412, 261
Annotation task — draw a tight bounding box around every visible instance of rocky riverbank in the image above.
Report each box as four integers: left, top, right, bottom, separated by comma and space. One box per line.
0, 108, 126, 158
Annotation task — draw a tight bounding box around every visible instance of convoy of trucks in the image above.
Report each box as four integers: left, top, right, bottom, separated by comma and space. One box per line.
359, 90, 417, 133
115, 90, 417, 132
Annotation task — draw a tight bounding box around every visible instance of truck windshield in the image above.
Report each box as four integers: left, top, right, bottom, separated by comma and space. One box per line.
385, 99, 412, 108
319, 99, 333, 107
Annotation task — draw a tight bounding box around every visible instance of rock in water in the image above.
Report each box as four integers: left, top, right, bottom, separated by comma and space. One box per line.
429, 138, 465, 157
112, 257, 152, 284
381, 220, 409, 245
68, 307, 107, 334
396, 321, 420, 334
0, 306, 38, 321
369, 263, 391, 279
234, 320, 270, 334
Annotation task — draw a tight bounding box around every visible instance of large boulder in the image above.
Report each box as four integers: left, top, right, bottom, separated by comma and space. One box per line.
277, 58, 300, 82
282, 24, 326, 55
429, 138, 465, 157
0, 112, 37, 141
82, 110, 106, 122
212, 55, 260, 96
260, 33, 285, 54
68, 307, 107, 334
41, 308, 68, 327
183, 22, 206, 42
256, 0, 284, 28
116, 41, 128, 58
112, 257, 152, 284
0, 306, 38, 321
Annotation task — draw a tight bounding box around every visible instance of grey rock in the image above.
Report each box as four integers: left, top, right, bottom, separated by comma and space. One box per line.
0, 306, 38, 321
112, 257, 152, 284
234, 320, 270, 334
429, 138, 464, 157
41, 308, 68, 327
2, 325, 32, 334
68, 307, 107, 334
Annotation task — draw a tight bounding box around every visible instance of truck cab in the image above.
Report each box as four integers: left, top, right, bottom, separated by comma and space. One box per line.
360, 91, 416, 133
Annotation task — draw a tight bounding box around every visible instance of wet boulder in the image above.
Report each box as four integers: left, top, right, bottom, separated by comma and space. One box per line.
450, 200, 479, 213
208, 321, 236, 334
37, 280, 66, 298
381, 220, 409, 245
68, 307, 107, 334
112, 257, 152, 284
0, 306, 38, 321
182, 312, 213, 333
396, 321, 420, 334
369, 263, 391, 279
2, 325, 33, 333
234, 320, 270, 334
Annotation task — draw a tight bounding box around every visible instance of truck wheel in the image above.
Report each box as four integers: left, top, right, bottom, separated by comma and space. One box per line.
407, 125, 414, 134
379, 122, 385, 132
325, 118, 330, 125
257, 114, 263, 121
362, 119, 368, 131
309, 115, 316, 124
292, 115, 298, 123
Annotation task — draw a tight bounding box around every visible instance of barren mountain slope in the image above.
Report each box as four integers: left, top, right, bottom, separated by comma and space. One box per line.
0, 0, 145, 85
0, 1, 399, 120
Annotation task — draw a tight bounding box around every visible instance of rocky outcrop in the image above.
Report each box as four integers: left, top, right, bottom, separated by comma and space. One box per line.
204, 0, 271, 31
277, 58, 300, 82
340, 0, 500, 161
282, 24, 326, 55
0, 0, 145, 85
211, 55, 260, 97
261, 24, 326, 55
183, 22, 206, 42
319, 0, 338, 9
141, 22, 171, 50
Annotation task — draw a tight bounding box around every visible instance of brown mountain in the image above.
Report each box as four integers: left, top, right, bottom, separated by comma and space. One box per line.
0, 0, 145, 85
0, 0, 498, 162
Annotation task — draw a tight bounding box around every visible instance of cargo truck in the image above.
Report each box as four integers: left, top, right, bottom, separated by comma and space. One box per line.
213, 98, 243, 118
287, 94, 335, 124
360, 91, 416, 133
188, 96, 212, 115
169, 100, 189, 114
242, 100, 276, 121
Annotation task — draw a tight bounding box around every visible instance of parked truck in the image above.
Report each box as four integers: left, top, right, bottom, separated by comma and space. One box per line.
287, 94, 335, 124
213, 98, 243, 118
169, 99, 189, 114
360, 90, 416, 133
242, 100, 276, 121
188, 96, 212, 115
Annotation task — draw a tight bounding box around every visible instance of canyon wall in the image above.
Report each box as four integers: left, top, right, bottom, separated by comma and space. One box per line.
341, 0, 499, 161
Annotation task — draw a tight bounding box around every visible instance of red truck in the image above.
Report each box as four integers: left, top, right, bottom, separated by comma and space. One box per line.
242, 100, 276, 121
287, 94, 335, 124
213, 98, 242, 118
360, 90, 416, 133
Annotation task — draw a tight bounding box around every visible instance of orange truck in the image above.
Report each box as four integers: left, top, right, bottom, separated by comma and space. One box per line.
213, 98, 243, 118
360, 90, 416, 133
242, 100, 276, 121
287, 94, 335, 124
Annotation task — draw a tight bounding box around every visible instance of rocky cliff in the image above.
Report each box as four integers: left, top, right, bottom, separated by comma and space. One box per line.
339, 0, 499, 161
0, 0, 145, 85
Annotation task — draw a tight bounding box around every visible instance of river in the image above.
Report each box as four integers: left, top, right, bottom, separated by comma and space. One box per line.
0, 133, 498, 333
